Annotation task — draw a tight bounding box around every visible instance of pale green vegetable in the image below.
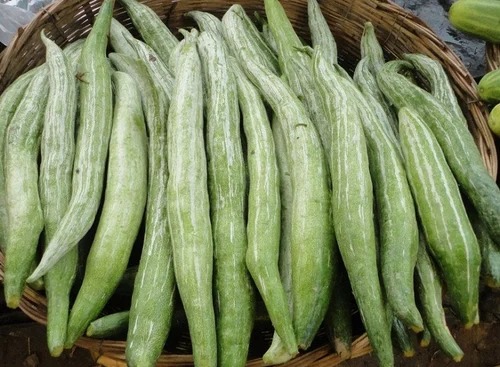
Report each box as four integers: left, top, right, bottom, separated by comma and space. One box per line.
0, 67, 39, 252
222, 5, 280, 75
234, 36, 333, 355
3, 69, 48, 308
232, 59, 296, 359
39, 31, 79, 357
119, 0, 178, 64
404, 53, 466, 125
313, 49, 393, 367
378, 60, 500, 248
65, 71, 148, 347
29, 0, 115, 281
108, 52, 175, 367
340, 74, 422, 331
109, 18, 139, 58
415, 236, 464, 361
308, 0, 337, 64
198, 31, 254, 367
166, 29, 217, 367
399, 106, 481, 327
86, 311, 130, 339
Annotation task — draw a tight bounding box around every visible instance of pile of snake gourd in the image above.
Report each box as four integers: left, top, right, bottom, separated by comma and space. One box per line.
1, 0, 499, 366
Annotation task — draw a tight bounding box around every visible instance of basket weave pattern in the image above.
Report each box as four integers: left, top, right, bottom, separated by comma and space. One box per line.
0, 0, 498, 366
487, 43, 500, 72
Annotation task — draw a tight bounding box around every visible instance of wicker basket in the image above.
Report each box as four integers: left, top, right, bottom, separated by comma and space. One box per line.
487, 43, 500, 72
0, 0, 498, 366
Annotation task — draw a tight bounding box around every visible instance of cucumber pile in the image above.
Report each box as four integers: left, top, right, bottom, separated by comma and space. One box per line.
478, 69, 500, 136
0, 0, 499, 366
449, 0, 500, 136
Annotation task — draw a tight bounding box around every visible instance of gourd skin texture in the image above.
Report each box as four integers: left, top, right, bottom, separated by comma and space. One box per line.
109, 50, 175, 367
399, 107, 481, 327
377, 61, 500, 249
119, 0, 179, 64
198, 31, 254, 367
232, 58, 296, 357
39, 33, 79, 357
308, 0, 337, 64
166, 30, 217, 367
0, 67, 39, 252
86, 311, 130, 339
415, 236, 464, 362
28, 0, 115, 282
222, 5, 280, 75
313, 49, 393, 367
3, 69, 48, 308
65, 71, 148, 347
262, 0, 336, 352
339, 76, 422, 332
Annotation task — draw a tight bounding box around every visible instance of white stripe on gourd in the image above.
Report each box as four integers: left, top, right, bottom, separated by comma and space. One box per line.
399, 107, 481, 327
166, 29, 217, 367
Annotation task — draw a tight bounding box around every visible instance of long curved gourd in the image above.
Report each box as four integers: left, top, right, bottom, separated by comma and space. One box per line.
398, 106, 481, 327
312, 49, 393, 367
28, 0, 115, 282
377, 61, 500, 248
166, 30, 217, 367
198, 31, 254, 367
65, 71, 148, 347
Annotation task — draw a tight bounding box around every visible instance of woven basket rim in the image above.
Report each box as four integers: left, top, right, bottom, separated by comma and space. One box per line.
487, 43, 500, 72
0, 0, 498, 366
0, 251, 372, 366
